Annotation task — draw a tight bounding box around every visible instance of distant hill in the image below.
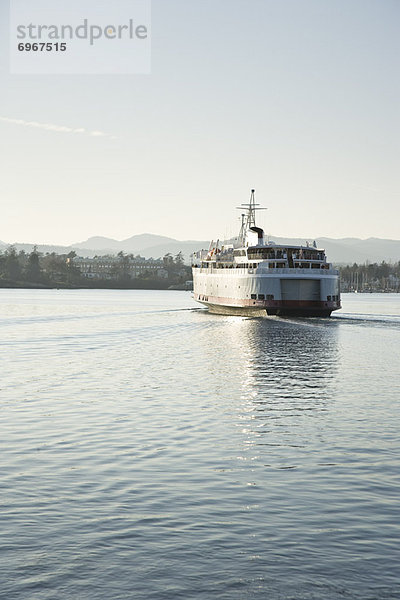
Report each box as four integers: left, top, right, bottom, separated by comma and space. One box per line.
1, 234, 399, 264
72, 233, 177, 254
72, 236, 121, 252
71, 233, 210, 260
132, 240, 211, 260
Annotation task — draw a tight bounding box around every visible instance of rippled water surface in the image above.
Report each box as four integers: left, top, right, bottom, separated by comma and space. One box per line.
1, 290, 400, 599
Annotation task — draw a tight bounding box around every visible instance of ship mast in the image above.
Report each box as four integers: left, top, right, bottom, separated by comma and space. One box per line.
238, 213, 246, 246
236, 189, 266, 245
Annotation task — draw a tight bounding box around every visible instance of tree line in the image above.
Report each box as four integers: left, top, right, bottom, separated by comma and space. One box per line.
0, 247, 192, 289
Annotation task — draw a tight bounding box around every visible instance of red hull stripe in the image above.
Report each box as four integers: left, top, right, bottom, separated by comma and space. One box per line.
194, 294, 340, 310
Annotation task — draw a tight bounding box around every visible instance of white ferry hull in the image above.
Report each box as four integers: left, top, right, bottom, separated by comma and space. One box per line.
192, 269, 340, 317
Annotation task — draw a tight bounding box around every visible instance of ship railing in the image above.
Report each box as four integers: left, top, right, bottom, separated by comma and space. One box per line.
257, 267, 339, 275
194, 267, 339, 275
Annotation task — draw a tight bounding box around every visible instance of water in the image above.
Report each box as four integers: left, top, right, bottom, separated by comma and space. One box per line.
1, 290, 399, 600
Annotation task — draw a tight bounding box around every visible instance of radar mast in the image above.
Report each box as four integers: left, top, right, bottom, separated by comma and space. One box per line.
236, 189, 267, 245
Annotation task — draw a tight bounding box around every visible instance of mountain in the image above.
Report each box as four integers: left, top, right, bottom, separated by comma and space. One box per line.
315, 237, 400, 264
72, 236, 121, 252
134, 240, 211, 260
73, 233, 177, 254
0, 242, 74, 254
72, 233, 210, 260
1, 235, 399, 264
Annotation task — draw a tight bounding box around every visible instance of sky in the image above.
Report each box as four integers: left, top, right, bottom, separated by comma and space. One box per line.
1, 0, 399, 245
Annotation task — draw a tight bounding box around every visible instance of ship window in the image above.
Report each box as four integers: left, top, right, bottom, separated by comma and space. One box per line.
327, 295, 332, 301
266, 294, 274, 300
251, 294, 257, 299
258, 294, 265, 300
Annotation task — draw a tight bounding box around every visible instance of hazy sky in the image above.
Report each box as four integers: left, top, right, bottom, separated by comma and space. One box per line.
1, 0, 399, 245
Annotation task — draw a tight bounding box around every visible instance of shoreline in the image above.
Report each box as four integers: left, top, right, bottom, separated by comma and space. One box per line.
0, 280, 192, 291
0, 283, 397, 294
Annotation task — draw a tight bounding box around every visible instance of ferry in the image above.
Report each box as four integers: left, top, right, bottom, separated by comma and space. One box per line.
192, 190, 341, 317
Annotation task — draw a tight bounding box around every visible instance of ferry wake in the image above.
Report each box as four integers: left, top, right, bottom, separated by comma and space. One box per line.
192, 190, 341, 317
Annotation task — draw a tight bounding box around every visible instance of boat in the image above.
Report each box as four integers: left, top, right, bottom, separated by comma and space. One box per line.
192, 190, 341, 317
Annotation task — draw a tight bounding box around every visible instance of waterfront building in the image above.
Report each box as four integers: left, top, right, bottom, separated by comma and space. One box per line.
70, 256, 168, 280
